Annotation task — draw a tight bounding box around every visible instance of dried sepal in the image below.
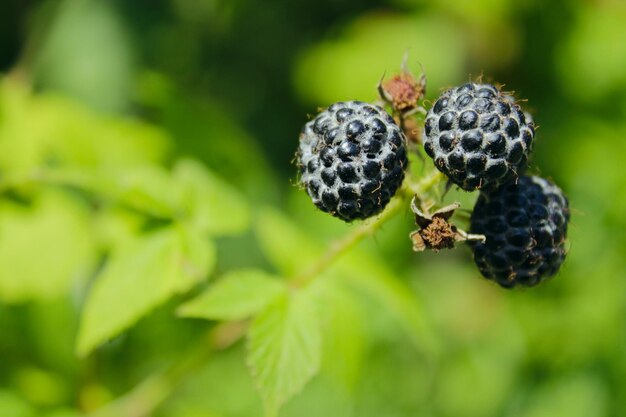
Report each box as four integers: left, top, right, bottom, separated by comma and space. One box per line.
378, 54, 427, 116
409, 196, 485, 252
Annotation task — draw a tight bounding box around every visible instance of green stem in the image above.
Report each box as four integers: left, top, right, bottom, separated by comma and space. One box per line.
290, 168, 443, 288
290, 197, 402, 288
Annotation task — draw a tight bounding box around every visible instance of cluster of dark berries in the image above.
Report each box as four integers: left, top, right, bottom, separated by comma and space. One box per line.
423, 82, 569, 288
297, 101, 407, 222
296, 72, 569, 289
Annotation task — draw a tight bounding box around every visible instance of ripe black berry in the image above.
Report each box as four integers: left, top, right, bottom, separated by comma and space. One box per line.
423, 83, 535, 191
470, 176, 570, 288
297, 101, 408, 222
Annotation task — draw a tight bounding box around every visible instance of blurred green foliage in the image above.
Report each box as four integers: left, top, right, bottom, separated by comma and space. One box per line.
1, 0, 625, 416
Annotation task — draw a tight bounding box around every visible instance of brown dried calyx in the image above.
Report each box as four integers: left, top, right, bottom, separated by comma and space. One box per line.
420, 217, 457, 249
409, 197, 485, 252
378, 55, 426, 116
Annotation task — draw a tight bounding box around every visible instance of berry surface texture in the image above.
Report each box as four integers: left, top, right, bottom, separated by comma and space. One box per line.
470, 176, 570, 288
298, 101, 408, 222
424, 83, 535, 191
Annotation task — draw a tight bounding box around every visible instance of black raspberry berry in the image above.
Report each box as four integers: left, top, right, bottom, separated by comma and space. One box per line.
470, 176, 569, 288
423, 83, 535, 191
297, 101, 408, 222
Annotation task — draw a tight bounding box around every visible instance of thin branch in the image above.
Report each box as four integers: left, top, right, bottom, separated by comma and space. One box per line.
290, 168, 443, 288
290, 196, 403, 288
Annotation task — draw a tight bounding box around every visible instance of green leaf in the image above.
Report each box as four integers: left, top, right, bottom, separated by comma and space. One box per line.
317, 282, 365, 391
339, 250, 439, 356
76, 226, 215, 356
255, 209, 323, 277
0, 191, 96, 303
0, 80, 169, 176
255, 208, 438, 355
178, 269, 287, 321
174, 159, 250, 236
247, 290, 321, 416
0, 81, 47, 174
95, 166, 179, 218
38, 96, 170, 169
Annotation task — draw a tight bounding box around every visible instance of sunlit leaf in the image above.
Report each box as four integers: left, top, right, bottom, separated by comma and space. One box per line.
43, 100, 171, 169
178, 269, 287, 321
174, 159, 250, 237
95, 165, 179, 218
247, 290, 321, 416
0, 80, 169, 176
0, 80, 46, 174
76, 226, 215, 356
0, 191, 96, 303
92, 207, 145, 251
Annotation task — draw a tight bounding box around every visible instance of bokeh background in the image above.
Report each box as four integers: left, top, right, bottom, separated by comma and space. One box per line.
1, 0, 625, 416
